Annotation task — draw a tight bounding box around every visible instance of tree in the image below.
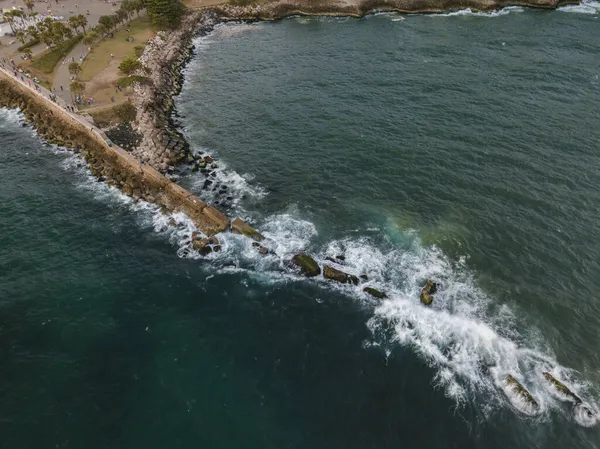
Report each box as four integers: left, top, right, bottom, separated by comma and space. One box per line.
40, 30, 55, 47
147, 0, 184, 29
93, 24, 107, 36
131, 0, 144, 17
98, 14, 118, 32
3, 12, 16, 34
118, 57, 142, 76
15, 30, 26, 44
68, 62, 82, 77
27, 25, 39, 40
23, 0, 34, 13
82, 31, 98, 46
115, 9, 127, 25
68, 15, 80, 33
69, 14, 88, 33
70, 81, 86, 97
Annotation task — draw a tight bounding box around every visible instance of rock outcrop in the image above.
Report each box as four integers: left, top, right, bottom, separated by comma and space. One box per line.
192, 234, 221, 254
231, 218, 265, 241
363, 287, 387, 299
420, 280, 437, 306
542, 372, 582, 404
323, 265, 359, 285
208, 0, 578, 21
130, 10, 217, 172
505, 375, 539, 410
292, 254, 321, 277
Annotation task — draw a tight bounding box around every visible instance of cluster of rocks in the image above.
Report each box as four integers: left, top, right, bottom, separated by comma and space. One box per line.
0, 78, 230, 237
505, 372, 596, 420
105, 123, 143, 151
288, 253, 387, 299
129, 11, 218, 173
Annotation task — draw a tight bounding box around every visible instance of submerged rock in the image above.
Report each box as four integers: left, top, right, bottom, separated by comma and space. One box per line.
420, 280, 437, 306
292, 254, 321, 277
505, 375, 539, 410
252, 242, 270, 255
542, 372, 596, 419
231, 217, 265, 241
363, 287, 387, 299
323, 265, 359, 285
542, 372, 582, 404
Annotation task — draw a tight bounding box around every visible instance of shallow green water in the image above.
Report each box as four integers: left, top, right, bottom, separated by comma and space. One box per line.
2, 5, 600, 449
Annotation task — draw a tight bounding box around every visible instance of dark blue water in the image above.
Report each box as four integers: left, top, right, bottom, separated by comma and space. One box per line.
2, 5, 600, 449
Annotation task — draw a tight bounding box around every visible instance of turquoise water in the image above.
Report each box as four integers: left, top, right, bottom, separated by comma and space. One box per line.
2, 5, 600, 448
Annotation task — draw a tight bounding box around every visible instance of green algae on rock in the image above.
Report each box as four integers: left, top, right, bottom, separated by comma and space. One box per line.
505, 375, 539, 410
292, 254, 321, 277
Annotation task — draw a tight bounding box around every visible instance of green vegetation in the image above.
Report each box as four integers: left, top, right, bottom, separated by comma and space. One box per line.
31, 35, 83, 74
68, 15, 88, 34
147, 0, 185, 29
68, 62, 82, 77
115, 103, 137, 123
18, 38, 40, 52
69, 81, 86, 97
118, 57, 142, 76
79, 16, 153, 82
117, 75, 152, 87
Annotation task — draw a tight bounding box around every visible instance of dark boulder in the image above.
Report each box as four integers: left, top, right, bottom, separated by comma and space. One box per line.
323, 265, 359, 285
420, 280, 437, 306
291, 254, 321, 277
363, 287, 387, 299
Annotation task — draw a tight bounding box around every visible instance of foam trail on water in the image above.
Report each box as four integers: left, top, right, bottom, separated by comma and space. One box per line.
558, 0, 600, 14
0, 107, 24, 128
429, 6, 524, 17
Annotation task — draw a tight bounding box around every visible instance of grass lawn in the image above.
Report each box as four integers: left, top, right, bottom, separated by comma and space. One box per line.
79, 16, 154, 82
31, 34, 83, 74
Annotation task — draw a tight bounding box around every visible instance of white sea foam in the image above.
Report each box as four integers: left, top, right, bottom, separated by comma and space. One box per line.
7, 20, 595, 427
0, 107, 24, 128
558, 1, 600, 14
430, 6, 524, 17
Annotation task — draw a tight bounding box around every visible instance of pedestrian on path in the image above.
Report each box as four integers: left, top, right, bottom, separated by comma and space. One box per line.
60, 85, 63, 91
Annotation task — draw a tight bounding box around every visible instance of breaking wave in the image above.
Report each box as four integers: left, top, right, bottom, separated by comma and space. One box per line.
429, 6, 525, 17
558, 0, 600, 14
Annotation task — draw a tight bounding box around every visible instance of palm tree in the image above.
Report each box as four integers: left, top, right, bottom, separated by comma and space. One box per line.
27, 25, 39, 40
3, 12, 16, 34
68, 15, 80, 33
76, 14, 88, 34
23, 0, 34, 13
15, 30, 26, 44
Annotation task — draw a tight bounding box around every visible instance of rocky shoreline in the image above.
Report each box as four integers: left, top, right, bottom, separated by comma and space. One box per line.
0, 0, 585, 285
128, 0, 580, 175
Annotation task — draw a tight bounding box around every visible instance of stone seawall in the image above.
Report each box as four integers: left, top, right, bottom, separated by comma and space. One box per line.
0, 71, 230, 237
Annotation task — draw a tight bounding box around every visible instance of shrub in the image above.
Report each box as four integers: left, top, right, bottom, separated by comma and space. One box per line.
115, 103, 137, 123
117, 75, 152, 87
18, 38, 40, 52
31, 34, 83, 74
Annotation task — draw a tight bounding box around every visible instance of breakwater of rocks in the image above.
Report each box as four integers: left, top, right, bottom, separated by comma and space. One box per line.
0, 73, 230, 237
129, 10, 219, 172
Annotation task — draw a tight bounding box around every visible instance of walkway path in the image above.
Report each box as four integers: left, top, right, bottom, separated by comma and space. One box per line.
53, 41, 90, 104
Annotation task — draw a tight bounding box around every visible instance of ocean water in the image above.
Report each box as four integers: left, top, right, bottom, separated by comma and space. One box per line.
2, 6, 600, 449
